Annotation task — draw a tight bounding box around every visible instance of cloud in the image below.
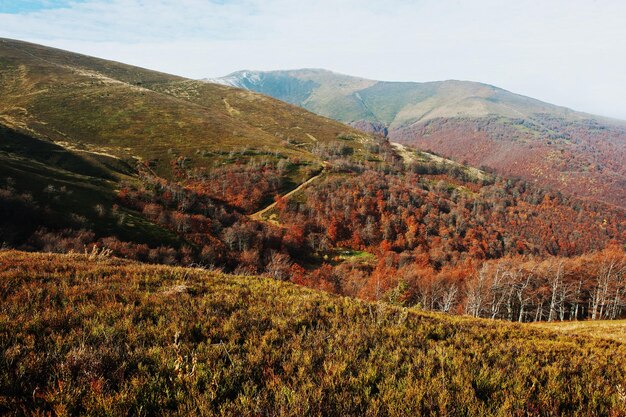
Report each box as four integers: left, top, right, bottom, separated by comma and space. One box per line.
1, 0, 625, 119
0, 0, 264, 42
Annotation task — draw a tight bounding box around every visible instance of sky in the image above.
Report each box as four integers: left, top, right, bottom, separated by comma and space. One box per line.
1, 0, 625, 119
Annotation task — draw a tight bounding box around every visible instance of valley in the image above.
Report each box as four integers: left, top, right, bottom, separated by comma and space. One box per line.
0, 39, 624, 322
0, 38, 625, 416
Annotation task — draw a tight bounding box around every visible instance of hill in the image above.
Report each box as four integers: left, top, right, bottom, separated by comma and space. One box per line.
1, 250, 625, 416
1, 40, 624, 323
0, 39, 378, 182
0, 38, 382, 253
209, 69, 626, 207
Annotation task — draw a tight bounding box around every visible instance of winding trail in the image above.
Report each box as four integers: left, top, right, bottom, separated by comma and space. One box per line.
250, 163, 328, 222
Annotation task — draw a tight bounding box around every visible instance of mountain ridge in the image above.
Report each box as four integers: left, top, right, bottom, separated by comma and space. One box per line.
207, 68, 626, 207
206, 68, 620, 124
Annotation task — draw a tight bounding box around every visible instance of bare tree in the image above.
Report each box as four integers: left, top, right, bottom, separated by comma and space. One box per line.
465, 265, 489, 318
265, 252, 292, 281
547, 261, 564, 322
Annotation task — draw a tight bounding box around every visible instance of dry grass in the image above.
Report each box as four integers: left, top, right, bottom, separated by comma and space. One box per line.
0, 38, 378, 180
1, 250, 626, 416
533, 320, 626, 344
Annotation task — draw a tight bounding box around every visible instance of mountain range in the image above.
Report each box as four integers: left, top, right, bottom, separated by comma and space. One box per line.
0, 38, 623, 303
209, 69, 626, 207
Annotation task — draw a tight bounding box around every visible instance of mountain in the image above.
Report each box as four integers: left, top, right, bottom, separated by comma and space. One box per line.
208, 69, 626, 207
0, 40, 377, 181
208, 69, 583, 126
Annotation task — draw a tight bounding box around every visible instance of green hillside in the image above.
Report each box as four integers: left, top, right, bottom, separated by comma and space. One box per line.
1, 250, 625, 416
0, 39, 377, 180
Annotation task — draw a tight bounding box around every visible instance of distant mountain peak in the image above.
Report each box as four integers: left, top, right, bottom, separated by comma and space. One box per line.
205, 68, 626, 207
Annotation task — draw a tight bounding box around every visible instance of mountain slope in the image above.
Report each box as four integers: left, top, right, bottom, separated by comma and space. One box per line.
2, 250, 626, 415
209, 69, 626, 207
0, 40, 377, 181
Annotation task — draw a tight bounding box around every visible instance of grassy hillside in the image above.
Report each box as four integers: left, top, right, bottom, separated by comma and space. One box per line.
1, 250, 625, 416
0, 39, 377, 181
211, 69, 626, 207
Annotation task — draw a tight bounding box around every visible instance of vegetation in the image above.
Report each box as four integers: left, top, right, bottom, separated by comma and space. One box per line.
1, 38, 626, 416
2, 119, 624, 321
1, 250, 626, 416
0, 38, 377, 182
535, 319, 626, 344
395, 116, 626, 208
214, 69, 626, 207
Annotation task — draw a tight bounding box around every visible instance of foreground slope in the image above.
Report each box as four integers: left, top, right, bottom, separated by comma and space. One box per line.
210, 69, 626, 207
1, 250, 625, 416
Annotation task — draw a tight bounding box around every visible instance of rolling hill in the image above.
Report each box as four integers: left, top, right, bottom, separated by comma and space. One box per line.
1, 250, 625, 415
209, 69, 626, 207
0, 39, 378, 181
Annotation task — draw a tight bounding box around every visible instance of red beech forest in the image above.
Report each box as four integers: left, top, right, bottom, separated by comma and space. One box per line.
2, 139, 624, 322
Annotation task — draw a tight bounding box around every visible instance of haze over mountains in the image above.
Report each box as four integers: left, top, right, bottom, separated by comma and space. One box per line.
209, 69, 626, 207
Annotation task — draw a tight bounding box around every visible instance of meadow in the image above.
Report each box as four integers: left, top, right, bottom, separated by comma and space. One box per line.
1, 250, 625, 416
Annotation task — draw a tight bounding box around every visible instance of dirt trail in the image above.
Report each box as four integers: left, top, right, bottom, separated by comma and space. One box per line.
250, 163, 327, 221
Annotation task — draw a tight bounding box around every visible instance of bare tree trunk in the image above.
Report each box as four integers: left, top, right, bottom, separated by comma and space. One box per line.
573, 280, 581, 321
517, 272, 532, 323
592, 260, 615, 320
465, 267, 487, 318
548, 263, 563, 322
535, 300, 543, 322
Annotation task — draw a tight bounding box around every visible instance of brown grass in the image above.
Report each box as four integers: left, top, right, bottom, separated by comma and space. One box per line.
533, 320, 626, 344
1, 250, 626, 416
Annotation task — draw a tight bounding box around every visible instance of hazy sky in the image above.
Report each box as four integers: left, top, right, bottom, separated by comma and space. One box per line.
1, 0, 625, 119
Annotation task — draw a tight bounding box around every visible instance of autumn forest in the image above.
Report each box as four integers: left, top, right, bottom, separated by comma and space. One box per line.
1, 35, 625, 416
